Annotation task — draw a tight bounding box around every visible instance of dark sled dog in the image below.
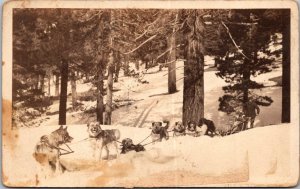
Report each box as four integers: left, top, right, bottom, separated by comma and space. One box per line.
173, 121, 186, 137
120, 138, 145, 154
151, 121, 169, 142
33, 125, 73, 177
87, 122, 120, 160
199, 118, 216, 136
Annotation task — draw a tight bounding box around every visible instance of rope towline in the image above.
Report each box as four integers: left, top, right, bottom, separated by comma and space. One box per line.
137, 133, 152, 145
59, 143, 74, 156
142, 138, 162, 146
68, 137, 89, 146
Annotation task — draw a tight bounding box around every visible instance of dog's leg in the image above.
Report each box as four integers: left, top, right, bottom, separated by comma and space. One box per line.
99, 145, 104, 161
55, 152, 63, 175
92, 140, 96, 158
114, 142, 119, 158
105, 145, 109, 160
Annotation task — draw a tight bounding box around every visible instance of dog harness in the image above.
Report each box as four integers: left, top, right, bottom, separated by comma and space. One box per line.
38, 135, 74, 156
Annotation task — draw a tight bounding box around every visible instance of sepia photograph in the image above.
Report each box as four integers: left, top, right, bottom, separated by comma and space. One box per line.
2, 0, 299, 187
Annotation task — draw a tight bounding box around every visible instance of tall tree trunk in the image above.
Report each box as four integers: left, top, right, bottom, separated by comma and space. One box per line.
59, 59, 68, 125
168, 21, 177, 93
48, 74, 51, 97
35, 74, 39, 90
40, 74, 45, 95
97, 53, 105, 124
70, 71, 77, 109
97, 67, 104, 124
168, 52, 177, 93
135, 61, 139, 71
104, 51, 114, 125
104, 10, 114, 125
55, 73, 60, 96
182, 11, 205, 125
124, 55, 129, 76
242, 59, 250, 103
282, 9, 290, 123
37, 74, 41, 90
243, 17, 256, 104
114, 52, 121, 82
168, 12, 178, 94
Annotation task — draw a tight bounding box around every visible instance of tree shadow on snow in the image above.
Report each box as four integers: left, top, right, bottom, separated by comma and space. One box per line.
149, 90, 180, 98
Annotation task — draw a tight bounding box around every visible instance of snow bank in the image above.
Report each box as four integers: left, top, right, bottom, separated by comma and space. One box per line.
3, 123, 298, 187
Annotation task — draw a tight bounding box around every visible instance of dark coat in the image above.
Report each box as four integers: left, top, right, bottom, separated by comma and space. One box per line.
243, 101, 260, 118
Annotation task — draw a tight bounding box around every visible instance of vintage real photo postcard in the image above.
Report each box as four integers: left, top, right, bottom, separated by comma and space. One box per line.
2, 0, 299, 187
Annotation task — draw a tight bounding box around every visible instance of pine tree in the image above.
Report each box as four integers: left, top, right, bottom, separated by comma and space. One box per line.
213, 10, 285, 128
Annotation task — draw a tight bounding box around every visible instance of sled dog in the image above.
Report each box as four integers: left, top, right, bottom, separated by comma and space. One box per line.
199, 118, 216, 136
33, 125, 73, 177
120, 138, 145, 154
87, 122, 120, 160
173, 121, 186, 137
151, 121, 169, 142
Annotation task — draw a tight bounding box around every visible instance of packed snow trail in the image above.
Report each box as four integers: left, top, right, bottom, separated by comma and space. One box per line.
132, 100, 158, 128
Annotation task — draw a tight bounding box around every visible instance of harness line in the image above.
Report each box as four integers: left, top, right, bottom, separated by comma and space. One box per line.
137, 133, 152, 145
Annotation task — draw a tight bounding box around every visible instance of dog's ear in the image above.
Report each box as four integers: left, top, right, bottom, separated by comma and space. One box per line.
152, 122, 155, 126
159, 122, 162, 126
64, 126, 68, 130
175, 122, 178, 126
87, 123, 90, 127
59, 125, 64, 130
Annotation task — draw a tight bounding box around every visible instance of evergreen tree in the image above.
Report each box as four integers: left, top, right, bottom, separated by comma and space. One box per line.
212, 10, 286, 131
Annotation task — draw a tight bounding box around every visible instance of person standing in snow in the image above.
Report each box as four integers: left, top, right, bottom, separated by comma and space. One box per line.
243, 100, 260, 129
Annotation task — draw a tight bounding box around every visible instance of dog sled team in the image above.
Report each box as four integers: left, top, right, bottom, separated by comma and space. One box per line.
32, 118, 217, 176
33, 100, 259, 177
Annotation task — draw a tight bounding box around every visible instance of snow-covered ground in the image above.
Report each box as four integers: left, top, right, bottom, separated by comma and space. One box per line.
5, 55, 294, 187
34, 56, 283, 132
3, 123, 298, 187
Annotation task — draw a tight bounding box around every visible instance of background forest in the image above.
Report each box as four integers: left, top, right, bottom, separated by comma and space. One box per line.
12, 9, 290, 134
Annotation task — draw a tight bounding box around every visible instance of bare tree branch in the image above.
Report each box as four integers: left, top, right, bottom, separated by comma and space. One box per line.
156, 44, 182, 60
158, 59, 176, 66
156, 47, 172, 60
221, 21, 250, 60
114, 39, 133, 46
78, 11, 103, 23
135, 30, 148, 41
163, 65, 184, 76
224, 21, 258, 26
123, 34, 157, 55
111, 19, 139, 26
176, 76, 186, 82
